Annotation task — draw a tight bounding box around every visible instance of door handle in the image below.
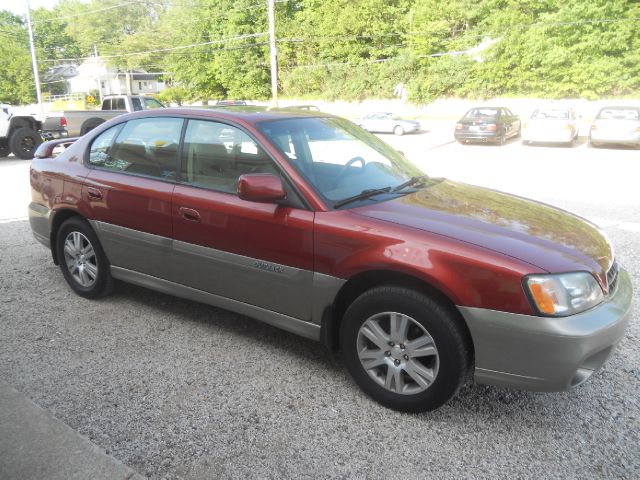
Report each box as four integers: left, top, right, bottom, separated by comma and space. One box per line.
178, 207, 201, 222
86, 187, 103, 200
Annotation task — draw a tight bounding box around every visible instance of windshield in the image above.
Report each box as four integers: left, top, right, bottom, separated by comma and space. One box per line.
256, 117, 423, 207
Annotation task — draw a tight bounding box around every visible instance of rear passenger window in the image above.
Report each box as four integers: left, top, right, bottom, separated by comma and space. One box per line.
181, 120, 276, 193
131, 97, 143, 111
115, 98, 126, 110
89, 118, 182, 180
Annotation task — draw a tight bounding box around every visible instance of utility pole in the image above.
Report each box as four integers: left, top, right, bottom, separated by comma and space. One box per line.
268, 0, 278, 107
25, 0, 43, 113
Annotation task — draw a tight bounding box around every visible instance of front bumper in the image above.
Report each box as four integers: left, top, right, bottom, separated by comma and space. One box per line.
458, 268, 633, 391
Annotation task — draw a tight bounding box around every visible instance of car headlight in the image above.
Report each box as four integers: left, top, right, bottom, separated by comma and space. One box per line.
525, 272, 604, 317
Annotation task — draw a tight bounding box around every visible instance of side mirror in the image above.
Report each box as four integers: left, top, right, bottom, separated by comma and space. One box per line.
237, 173, 286, 203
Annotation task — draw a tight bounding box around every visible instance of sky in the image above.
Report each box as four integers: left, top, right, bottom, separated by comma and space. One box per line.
1, 0, 61, 16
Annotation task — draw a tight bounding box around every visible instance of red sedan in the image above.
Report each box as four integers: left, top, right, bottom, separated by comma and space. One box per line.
28, 108, 632, 412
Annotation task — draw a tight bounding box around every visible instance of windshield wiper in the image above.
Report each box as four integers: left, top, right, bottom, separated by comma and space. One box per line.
391, 175, 429, 193
333, 187, 393, 209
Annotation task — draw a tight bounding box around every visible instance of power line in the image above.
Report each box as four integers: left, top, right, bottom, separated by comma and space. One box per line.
32, 0, 266, 24
100, 32, 267, 58
33, 2, 142, 24
38, 32, 268, 63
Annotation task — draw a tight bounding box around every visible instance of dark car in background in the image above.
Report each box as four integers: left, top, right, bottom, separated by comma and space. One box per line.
589, 106, 640, 148
455, 107, 521, 145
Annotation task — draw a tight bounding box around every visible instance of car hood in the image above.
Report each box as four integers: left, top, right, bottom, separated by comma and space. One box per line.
352, 179, 613, 280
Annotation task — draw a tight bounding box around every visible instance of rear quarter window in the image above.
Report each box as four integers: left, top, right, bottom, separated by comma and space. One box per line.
88, 117, 183, 180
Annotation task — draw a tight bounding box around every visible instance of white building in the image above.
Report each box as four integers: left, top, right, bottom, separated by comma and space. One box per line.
52, 57, 165, 98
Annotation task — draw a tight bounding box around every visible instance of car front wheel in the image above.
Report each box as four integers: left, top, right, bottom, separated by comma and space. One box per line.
341, 285, 471, 412
56, 217, 113, 299
393, 125, 405, 136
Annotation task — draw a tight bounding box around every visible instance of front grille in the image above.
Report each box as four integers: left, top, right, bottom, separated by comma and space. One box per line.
606, 260, 619, 294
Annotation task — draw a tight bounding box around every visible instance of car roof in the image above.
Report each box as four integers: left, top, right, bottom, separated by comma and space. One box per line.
112, 106, 333, 125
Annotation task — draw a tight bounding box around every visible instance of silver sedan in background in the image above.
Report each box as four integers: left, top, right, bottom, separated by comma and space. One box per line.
522, 107, 579, 146
589, 106, 640, 148
356, 112, 420, 135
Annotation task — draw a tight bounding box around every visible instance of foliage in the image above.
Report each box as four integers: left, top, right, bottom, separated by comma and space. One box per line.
155, 86, 190, 106
0, 11, 35, 104
1, 0, 639, 105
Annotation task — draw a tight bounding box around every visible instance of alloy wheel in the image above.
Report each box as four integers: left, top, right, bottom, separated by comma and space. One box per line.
63, 231, 99, 287
356, 311, 439, 395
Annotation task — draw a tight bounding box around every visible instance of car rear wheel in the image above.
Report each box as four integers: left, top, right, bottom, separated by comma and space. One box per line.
56, 217, 113, 299
80, 118, 105, 136
9, 127, 42, 160
341, 285, 471, 412
393, 126, 405, 136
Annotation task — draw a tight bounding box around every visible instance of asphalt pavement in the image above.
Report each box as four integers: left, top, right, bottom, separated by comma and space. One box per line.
0, 133, 638, 479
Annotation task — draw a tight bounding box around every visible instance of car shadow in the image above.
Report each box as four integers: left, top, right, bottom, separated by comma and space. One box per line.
106, 281, 561, 417
109, 281, 341, 369
588, 141, 640, 151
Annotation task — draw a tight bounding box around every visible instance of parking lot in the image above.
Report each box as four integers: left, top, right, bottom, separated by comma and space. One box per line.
0, 129, 638, 479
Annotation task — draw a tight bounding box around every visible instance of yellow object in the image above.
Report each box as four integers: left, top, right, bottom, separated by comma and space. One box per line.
50, 100, 88, 111
529, 281, 557, 315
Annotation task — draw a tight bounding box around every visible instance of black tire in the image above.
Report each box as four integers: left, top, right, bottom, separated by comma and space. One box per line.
393, 125, 405, 136
340, 286, 471, 412
0, 142, 10, 157
9, 127, 42, 160
56, 217, 113, 299
80, 118, 105, 136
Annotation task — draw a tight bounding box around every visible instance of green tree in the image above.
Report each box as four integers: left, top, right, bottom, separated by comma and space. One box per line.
0, 10, 35, 104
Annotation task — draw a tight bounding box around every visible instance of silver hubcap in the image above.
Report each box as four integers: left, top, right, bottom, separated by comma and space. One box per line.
356, 312, 439, 395
63, 231, 98, 287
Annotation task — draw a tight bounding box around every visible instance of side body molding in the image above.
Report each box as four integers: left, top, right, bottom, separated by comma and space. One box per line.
90, 220, 347, 340
110, 266, 322, 341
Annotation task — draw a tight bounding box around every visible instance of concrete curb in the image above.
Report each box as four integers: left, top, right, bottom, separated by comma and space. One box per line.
0, 380, 144, 480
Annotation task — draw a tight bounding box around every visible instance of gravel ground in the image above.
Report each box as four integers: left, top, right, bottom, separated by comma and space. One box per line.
1, 139, 639, 479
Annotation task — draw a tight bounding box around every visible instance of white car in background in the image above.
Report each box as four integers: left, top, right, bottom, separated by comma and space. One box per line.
522, 107, 579, 146
356, 112, 420, 136
589, 106, 640, 148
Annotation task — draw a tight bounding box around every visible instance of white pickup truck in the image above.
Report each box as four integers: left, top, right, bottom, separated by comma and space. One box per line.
44, 95, 165, 138
0, 105, 48, 159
